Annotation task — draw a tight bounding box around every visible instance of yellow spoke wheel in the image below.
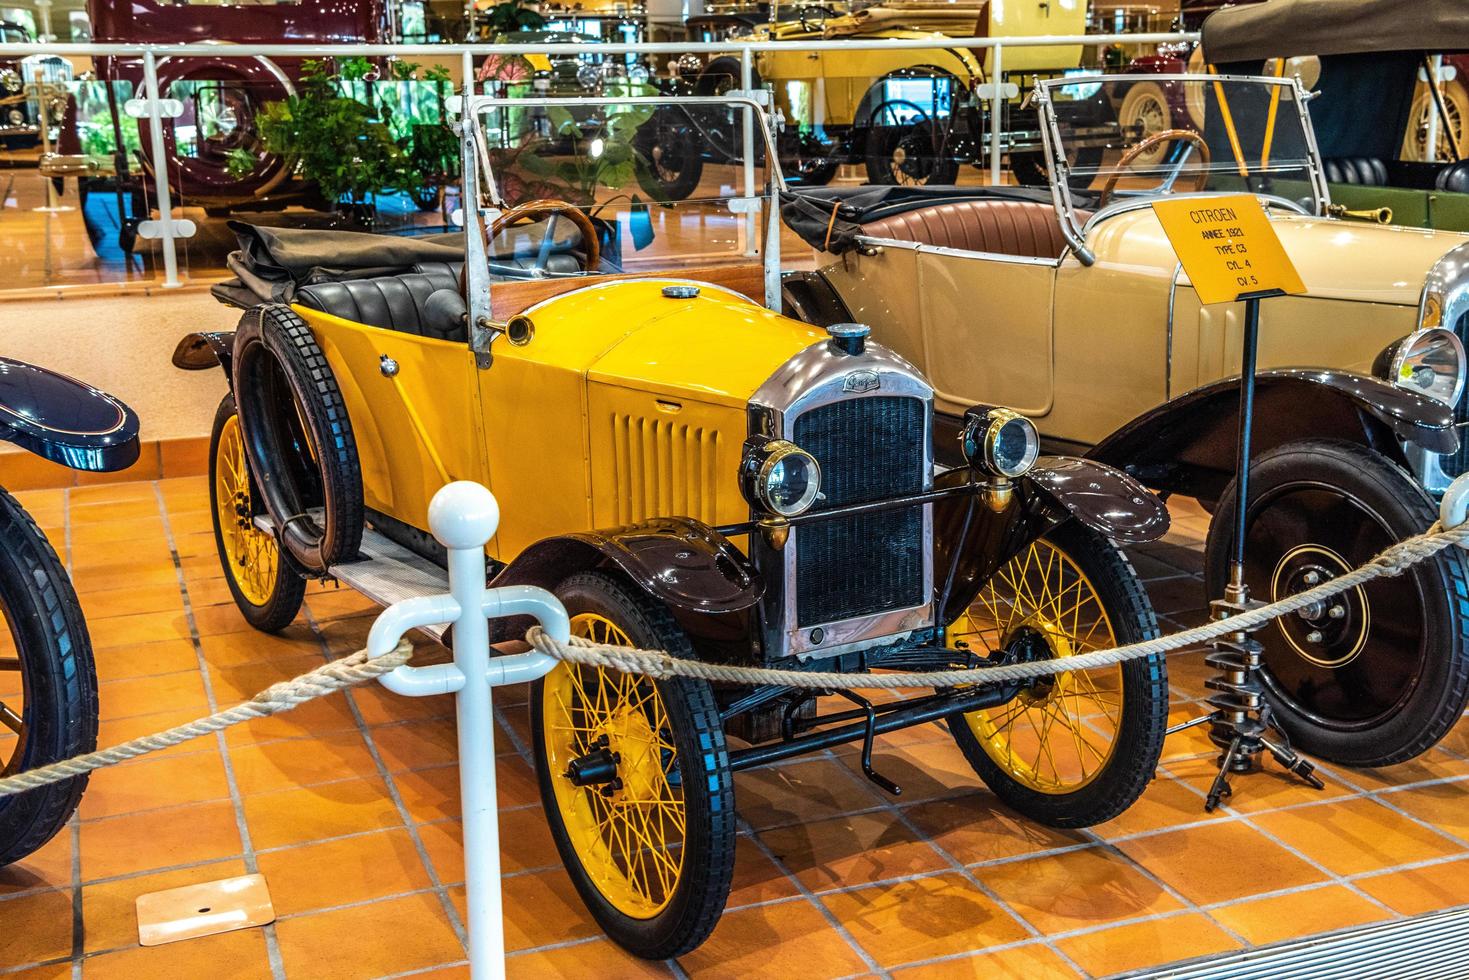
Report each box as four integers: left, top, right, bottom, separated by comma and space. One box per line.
946, 522, 1168, 828
531, 572, 734, 960
208, 395, 304, 632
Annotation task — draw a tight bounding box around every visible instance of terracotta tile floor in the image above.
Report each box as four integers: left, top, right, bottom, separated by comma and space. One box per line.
3, 478, 1469, 978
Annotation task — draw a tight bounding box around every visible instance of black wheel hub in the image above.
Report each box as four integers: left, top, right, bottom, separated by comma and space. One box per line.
1270, 547, 1367, 670
1004, 625, 1057, 700
566, 737, 622, 789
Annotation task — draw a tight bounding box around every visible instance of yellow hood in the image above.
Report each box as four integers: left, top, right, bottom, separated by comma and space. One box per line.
512, 277, 829, 407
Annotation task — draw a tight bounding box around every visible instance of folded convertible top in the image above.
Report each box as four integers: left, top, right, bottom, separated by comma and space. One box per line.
1202, 0, 1469, 63
210, 222, 467, 309
781, 185, 1057, 255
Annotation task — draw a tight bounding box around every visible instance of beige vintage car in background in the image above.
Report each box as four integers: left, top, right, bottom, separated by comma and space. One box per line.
783, 72, 1469, 770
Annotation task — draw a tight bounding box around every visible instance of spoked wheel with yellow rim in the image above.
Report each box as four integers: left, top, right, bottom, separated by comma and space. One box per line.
530, 571, 735, 959
947, 521, 1168, 828
209, 394, 304, 632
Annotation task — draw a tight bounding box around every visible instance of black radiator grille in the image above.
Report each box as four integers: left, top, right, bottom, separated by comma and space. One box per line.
792, 396, 927, 627
1446, 311, 1469, 480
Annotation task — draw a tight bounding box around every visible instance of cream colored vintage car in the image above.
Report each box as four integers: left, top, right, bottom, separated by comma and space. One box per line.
786, 72, 1469, 769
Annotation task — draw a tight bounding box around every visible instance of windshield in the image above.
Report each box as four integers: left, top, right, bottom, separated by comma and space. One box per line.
462, 93, 779, 275
1039, 74, 1326, 229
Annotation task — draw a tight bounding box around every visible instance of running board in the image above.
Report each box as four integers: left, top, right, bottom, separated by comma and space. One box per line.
254, 515, 451, 642
1122, 903, 1469, 979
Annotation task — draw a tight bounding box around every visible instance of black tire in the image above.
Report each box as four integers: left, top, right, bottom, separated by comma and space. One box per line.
231, 304, 363, 574
948, 520, 1168, 828
531, 571, 735, 959
863, 101, 960, 187
208, 394, 305, 632
1011, 144, 1104, 191
633, 118, 705, 202
0, 486, 97, 866
1205, 440, 1469, 767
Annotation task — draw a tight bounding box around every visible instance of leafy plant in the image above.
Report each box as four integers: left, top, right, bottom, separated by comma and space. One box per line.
512, 103, 655, 203
246, 58, 429, 205
483, 0, 545, 36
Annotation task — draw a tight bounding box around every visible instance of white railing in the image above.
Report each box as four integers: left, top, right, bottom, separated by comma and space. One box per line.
0, 29, 1195, 293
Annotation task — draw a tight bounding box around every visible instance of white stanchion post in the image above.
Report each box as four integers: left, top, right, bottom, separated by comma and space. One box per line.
141, 51, 180, 288
989, 42, 1004, 186
366, 482, 570, 979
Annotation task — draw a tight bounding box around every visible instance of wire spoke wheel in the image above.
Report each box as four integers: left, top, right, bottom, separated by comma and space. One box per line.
945, 522, 1167, 828
951, 539, 1124, 794
215, 413, 281, 606
531, 572, 733, 959
208, 394, 304, 633
544, 614, 687, 919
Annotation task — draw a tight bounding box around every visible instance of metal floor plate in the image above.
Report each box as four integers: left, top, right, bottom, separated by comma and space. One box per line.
136, 873, 275, 947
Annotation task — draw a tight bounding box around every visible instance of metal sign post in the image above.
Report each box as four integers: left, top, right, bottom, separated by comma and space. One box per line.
1151, 195, 1320, 810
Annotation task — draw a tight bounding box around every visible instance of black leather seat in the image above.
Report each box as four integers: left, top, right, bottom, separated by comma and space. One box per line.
1437, 161, 1469, 194
1323, 157, 1390, 186
295, 270, 466, 342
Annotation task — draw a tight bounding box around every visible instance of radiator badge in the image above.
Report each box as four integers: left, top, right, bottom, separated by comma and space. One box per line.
843, 370, 881, 394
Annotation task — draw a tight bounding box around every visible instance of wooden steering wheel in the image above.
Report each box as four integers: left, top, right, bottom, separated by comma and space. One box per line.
486, 198, 601, 275
1097, 129, 1212, 208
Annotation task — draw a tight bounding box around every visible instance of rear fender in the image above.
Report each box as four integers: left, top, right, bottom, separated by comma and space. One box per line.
1086, 369, 1457, 503
172, 330, 235, 381
933, 458, 1168, 626
490, 517, 763, 650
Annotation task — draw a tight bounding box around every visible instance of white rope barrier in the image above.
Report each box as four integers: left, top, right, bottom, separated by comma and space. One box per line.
524, 519, 1469, 689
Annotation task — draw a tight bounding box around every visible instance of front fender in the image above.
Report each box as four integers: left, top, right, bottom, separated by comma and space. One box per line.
490, 517, 763, 615
172, 330, 235, 379
933, 458, 1168, 626
1087, 369, 1457, 502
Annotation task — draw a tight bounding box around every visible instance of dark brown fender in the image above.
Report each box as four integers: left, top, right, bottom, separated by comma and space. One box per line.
933, 457, 1169, 626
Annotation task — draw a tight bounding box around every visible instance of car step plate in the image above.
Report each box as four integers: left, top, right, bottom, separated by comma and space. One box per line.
254, 514, 450, 641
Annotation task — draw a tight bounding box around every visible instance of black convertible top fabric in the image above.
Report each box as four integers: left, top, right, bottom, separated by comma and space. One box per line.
210, 222, 467, 309
1202, 0, 1469, 61
781, 185, 1060, 255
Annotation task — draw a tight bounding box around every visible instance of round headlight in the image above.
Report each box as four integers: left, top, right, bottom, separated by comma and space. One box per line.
1390, 328, 1465, 406
961, 408, 1040, 479
675, 53, 704, 79
6, 108, 22, 127
740, 439, 822, 517
0, 70, 20, 95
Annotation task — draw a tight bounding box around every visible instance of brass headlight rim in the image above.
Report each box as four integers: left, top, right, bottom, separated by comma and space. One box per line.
753, 439, 822, 518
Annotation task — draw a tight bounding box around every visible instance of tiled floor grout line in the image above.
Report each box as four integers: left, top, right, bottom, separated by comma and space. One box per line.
154, 483, 290, 980
1157, 758, 1403, 921
884, 784, 1092, 977
297, 604, 472, 952
63, 489, 85, 980
736, 813, 891, 979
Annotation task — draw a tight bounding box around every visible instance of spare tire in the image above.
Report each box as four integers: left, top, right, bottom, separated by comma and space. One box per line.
231, 304, 363, 574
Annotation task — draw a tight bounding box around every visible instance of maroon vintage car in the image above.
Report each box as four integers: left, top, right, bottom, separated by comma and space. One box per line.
45, 0, 390, 254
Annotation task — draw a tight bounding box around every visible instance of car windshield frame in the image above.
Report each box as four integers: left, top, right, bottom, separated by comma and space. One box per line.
1035, 73, 1331, 262
450, 90, 788, 359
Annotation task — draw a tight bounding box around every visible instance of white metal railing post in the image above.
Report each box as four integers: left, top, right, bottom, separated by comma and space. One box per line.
740, 47, 758, 257
141, 50, 181, 288
366, 482, 568, 979
989, 42, 1004, 186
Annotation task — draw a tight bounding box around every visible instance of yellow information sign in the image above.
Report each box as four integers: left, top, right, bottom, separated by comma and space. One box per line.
1151, 195, 1306, 306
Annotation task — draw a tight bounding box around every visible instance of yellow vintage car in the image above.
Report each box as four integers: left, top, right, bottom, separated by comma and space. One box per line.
176, 93, 1172, 957
788, 72, 1469, 769
653, 0, 1086, 190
